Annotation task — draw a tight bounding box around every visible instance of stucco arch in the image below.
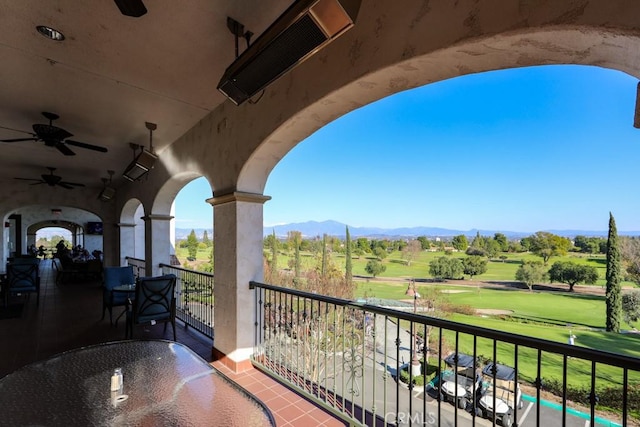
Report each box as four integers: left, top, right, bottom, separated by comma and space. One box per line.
152, 172, 212, 216
119, 198, 145, 265
120, 198, 144, 224
238, 26, 640, 193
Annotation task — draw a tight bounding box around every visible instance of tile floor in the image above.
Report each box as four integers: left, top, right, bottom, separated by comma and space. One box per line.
0, 259, 347, 426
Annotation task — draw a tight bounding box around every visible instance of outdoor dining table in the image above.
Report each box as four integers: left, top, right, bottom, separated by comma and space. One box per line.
0, 339, 275, 426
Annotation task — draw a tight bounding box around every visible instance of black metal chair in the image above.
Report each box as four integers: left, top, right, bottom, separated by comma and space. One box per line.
125, 274, 177, 340
102, 266, 135, 325
5, 262, 40, 306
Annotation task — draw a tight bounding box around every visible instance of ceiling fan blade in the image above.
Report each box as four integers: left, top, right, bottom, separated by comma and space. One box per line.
59, 181, 85, 187
0, 125, 35, 135
30, 182, 46, 186
1, 137, 38, 142
14, 177, 43, 182
55, 142, 76, 156
65, 139, 108, 153
57, 183, 75, 190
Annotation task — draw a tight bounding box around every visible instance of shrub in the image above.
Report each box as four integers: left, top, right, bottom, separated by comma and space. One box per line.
541, 377, 640, 416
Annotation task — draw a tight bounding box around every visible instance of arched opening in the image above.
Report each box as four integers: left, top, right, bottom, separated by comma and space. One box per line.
120, 199, 146, 266
264, 64, 640, 233
173, 176, 214, 271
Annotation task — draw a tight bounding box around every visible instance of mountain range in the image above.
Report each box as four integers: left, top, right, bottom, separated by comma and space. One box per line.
175, 220, 639, 240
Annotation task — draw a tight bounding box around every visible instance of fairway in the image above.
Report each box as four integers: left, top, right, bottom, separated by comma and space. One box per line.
354, 280, 639, 352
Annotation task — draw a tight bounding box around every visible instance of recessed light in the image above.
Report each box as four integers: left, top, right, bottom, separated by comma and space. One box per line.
36, 25, 65, 41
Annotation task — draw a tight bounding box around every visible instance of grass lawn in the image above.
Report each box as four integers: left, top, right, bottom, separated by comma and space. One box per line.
355, 279, 640, 390
439, 314, 640, 389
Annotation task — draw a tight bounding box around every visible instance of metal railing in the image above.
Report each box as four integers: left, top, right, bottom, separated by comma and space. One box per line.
250, 281, 640, 427
125, 256, 145, 278
161, 263, 214, 339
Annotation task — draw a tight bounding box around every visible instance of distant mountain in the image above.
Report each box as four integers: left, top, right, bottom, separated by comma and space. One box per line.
175, 221, 640, 241
262, 220, 527, 239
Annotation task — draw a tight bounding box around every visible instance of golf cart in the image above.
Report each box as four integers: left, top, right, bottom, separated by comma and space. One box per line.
477, 362, 523, 427
431, 353, 482, 410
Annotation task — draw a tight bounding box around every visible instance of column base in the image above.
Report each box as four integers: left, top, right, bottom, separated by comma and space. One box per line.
212, 347, 253, 373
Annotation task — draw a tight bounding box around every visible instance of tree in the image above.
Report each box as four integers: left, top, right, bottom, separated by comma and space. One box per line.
493, 233, 509, 252
202, 230, 211, 247
373, 246, 387, 261
401, 240, 422, 266
465, 246, 487, 257
548, 261, 598, 292
515, 260, 546, 291
574, 235, 603, 254
621, 236, 640, 285
186, 229, 199, 260
356, 238, 371, 254
451, 235, 469, 251
528, 231, 572, 265
287, 231, 302, 279
462, 255, 487, 280
365, 260, 386, 277
622, 291, 640, 327
320, 234, 328, 278
270, 230, 278, 273
605, 212, 622, 333
466, 232, 499, 258
345, 226, 353, 284
429, 256, 463, 280
417, 236, 431, 250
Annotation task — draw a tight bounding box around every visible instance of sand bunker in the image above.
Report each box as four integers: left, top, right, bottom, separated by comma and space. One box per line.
476, 308, 514, 315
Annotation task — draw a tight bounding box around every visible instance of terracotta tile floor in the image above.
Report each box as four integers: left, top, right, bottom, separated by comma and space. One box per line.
0, 259, 347, 426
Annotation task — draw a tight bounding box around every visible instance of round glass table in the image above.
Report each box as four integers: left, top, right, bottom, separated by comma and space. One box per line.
0, 340, 275, 426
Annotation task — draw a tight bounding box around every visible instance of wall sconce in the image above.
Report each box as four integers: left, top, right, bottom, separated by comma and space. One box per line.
51, 208, 62, 216
122, 122, 158, 182
98, 170, 116, 201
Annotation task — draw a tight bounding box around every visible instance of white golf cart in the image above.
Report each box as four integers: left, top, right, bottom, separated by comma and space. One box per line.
436, 353, 482, 410
477, 362, 523, 427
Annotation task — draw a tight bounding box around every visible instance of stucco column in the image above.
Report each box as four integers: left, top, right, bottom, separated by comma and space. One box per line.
210, 191, 270, 372
118, 222, 136, 266
142, 214, 173, 277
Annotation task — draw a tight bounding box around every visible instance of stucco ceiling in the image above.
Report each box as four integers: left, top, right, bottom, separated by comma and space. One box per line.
0, 0, 292, 190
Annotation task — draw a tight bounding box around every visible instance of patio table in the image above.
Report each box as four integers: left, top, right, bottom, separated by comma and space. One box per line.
0, 339, 275, 426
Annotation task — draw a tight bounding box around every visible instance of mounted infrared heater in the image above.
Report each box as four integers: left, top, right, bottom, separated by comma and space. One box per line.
217, 0, 362, 106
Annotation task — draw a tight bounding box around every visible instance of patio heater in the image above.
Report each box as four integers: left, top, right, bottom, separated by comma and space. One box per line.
405, 279, 422, 377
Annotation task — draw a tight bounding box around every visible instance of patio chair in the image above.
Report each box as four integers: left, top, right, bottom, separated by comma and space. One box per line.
125, 274, 177, 340
102, 266, 135, 326
5, 262, 40, 306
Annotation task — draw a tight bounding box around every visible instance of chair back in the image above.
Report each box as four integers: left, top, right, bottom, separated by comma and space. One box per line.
103, 266, 135, 291
7, 263, 39, 292
133, 274, 176, 324
11, 257, 40, 266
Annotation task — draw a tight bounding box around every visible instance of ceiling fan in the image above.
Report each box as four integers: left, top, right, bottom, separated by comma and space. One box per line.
0, 112, 108, 156
14, 167, 85, 190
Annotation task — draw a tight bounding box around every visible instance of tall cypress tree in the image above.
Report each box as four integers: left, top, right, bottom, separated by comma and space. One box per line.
294, 233, 301, 280
270, 229, 278, 274
321, 234, 328, 278
345, 226, 353, 284
606, 212, 622, 332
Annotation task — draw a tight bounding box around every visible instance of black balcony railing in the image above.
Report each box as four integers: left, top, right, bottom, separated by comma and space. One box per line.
125, 256, 145, 278
124, 258, 214, 339
161, 264, 214, 339
250, 280, 640, 427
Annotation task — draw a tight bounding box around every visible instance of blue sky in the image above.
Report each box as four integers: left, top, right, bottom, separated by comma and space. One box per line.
175, 65, 640, 233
